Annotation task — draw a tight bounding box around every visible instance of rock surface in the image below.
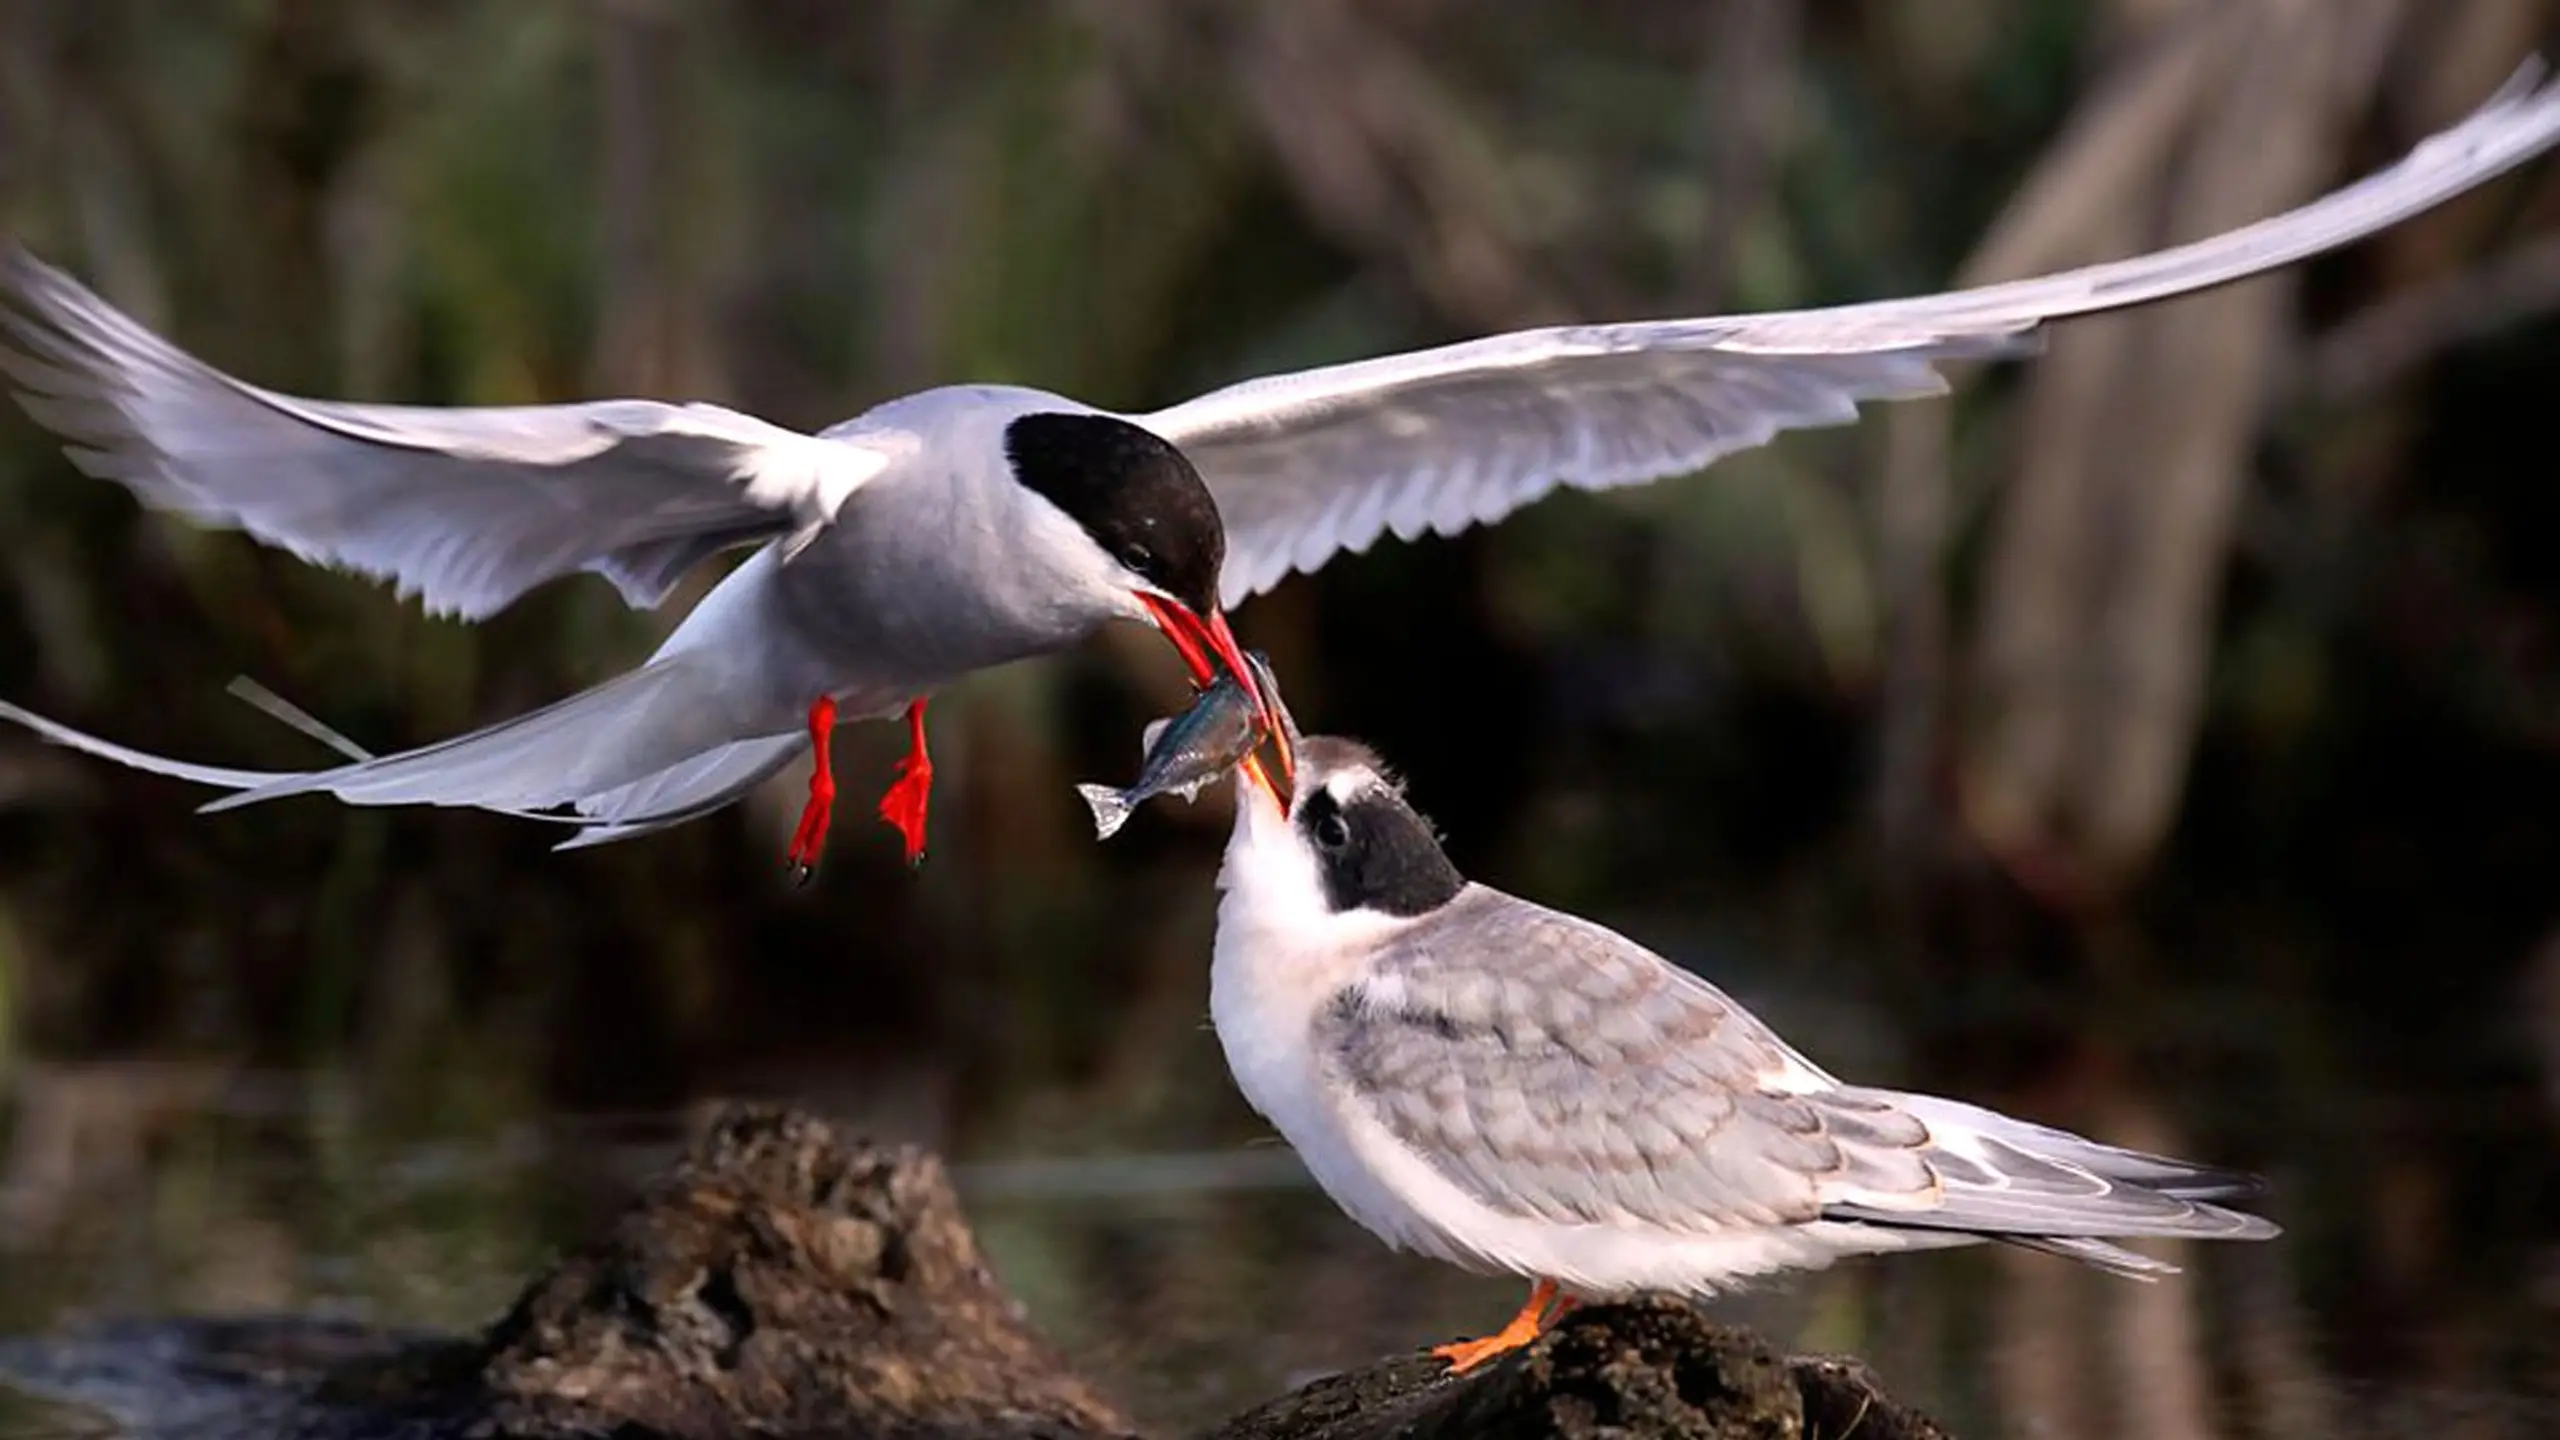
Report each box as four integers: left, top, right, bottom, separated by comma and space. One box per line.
0, 1104, 1951, 1440
1200, 1303, 1948, 1440
465, 1106, 1132, 1438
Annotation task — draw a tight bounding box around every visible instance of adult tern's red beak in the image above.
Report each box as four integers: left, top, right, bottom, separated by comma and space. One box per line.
1136, 593, 1295, 809
1137, 593, 1254, 695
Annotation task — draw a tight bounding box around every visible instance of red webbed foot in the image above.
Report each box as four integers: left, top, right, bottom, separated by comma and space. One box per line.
876, 699, 933, 867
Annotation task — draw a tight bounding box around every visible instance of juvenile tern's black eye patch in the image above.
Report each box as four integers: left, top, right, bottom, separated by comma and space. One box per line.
1298, 783, 1463, 918
1004, 412, 1226, 617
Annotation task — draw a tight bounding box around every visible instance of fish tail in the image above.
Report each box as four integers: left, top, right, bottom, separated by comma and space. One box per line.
1075, 782, 1136, 840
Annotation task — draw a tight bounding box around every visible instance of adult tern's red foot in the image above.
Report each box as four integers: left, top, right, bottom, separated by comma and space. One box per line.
876, 700, 935, 869
1209, 737, 2277, 1371
4, 63, 2560, 860
784, 696, 841, 882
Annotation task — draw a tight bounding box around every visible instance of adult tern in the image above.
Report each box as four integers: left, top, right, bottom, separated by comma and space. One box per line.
5, 62, 2558, 870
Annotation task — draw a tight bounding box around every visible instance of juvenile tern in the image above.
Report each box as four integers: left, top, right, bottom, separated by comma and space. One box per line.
1210, 736, 2276, 1371
5, 63, 2559, 868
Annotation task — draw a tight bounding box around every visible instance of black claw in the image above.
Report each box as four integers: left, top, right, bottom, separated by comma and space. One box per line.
788, 858, 817, 887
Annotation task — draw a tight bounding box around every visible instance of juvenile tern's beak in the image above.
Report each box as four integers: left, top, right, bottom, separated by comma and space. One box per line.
1240, 658, 1297, 815
1237, 713, 1295, 816
1240, 752, 1284, 811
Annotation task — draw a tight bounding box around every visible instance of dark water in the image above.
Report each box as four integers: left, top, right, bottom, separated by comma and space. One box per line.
1, 847, 2554, 1440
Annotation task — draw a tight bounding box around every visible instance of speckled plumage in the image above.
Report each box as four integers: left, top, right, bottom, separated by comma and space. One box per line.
1213, 741, 2276, 1299
1316, 892, 1920, 1233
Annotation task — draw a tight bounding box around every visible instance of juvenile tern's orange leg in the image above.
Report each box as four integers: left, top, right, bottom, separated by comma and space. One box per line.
876, 699, 934, 866
1431, 1279, 1566, 1373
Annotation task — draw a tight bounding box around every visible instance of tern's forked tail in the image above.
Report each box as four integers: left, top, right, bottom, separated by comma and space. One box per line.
0, 649, 798, 845
0, 698, 311, 792
195, 652, 767, 818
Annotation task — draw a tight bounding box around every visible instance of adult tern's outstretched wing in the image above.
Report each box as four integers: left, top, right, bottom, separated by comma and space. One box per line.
1147, 63, 2560, 607
0, 247, 892, 618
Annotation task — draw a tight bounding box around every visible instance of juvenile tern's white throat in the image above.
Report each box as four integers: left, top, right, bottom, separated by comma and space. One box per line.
1211, 737, 2277, 1371
5, 61, 2560, 866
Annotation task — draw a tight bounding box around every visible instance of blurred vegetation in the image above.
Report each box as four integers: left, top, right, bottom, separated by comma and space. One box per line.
0, 1, 2557, 1435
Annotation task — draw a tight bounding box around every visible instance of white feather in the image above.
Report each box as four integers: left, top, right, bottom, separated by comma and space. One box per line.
1141, 62, 2560, 608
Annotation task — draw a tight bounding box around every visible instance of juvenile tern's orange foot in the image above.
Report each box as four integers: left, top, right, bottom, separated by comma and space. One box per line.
1430, 1279, 1566, 1374
875, 699, 933, 867
785, 696, 841, 885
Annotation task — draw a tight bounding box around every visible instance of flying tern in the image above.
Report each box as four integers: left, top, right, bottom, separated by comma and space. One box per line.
4, 62, 2558, 870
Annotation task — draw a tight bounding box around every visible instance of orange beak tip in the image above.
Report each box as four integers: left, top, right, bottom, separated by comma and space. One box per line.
1243, 750, 1291, 815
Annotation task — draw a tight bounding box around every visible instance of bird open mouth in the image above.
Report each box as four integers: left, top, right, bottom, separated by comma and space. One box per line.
1236, 655, 1297, 816
1136, 594, 1295, 811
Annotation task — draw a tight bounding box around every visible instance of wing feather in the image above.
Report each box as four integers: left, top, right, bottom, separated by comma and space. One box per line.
1147, 63, 2560, 607
1317, 889, 2277, 1252
0, 246, 888, 618
1316, 894, 1848, 1234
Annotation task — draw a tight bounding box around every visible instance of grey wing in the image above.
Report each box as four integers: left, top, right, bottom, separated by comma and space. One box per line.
1145, 62, 2560, 606
1817, 1091, 2278, 1258
1322, 896, 2276, 1255
0, 247, 891, 619
1317, 898, 1924, 1234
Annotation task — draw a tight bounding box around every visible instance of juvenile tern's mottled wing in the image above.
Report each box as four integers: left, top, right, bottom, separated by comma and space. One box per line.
1320, 888, 2272, 1252
1148, 63, 2560, 607
0, 247, 892, 618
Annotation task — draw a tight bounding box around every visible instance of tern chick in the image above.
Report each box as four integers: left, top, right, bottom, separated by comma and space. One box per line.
1210, 737, 2276, 1371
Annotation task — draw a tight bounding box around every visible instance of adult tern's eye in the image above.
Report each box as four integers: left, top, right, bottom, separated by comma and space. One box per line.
1313, 811, 1350, 851
1118, 542, 1155, 573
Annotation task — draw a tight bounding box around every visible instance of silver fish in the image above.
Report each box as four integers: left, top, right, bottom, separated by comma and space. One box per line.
1077, 652, 1286, 839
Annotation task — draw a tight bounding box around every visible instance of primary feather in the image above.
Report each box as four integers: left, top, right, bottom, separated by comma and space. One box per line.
1148, 61, 2560, 606
0, 246, 886, 618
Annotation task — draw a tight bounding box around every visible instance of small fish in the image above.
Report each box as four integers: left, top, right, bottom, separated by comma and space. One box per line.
1077, 652, 1283, 839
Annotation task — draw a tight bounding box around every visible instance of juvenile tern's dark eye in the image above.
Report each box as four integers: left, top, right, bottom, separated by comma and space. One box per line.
1296, 768, 1464, 918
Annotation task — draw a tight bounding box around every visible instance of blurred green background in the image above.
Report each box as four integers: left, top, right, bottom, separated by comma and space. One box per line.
0, 1, 2556, 1436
